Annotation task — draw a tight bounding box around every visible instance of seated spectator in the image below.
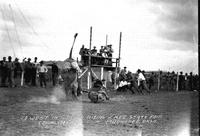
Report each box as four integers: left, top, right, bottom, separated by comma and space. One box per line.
107, 44, 114, 57
99, 46, 104, 56
107, 45, 113, 66
98, 46, 105, 65
102, 46, 109, 65
91, 46, 97, 65
91, 46, 97, 56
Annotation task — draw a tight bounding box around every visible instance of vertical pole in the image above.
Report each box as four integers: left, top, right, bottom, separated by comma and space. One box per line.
176, 72, 179, 91
20, 61, 25, 87
118, 32, 122, 68
21, 71, 24, 86
106, 35, 108, 46
87, 26, 92, 89
158, 70, 160, 91
114, 59, 118, 90
100, 67, 104, 80
87, 71, 90, 89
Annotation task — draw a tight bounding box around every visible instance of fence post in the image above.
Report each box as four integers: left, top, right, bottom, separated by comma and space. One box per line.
157, 70, 160, 91
176, 72, 179, 91
100, 67, 104, 80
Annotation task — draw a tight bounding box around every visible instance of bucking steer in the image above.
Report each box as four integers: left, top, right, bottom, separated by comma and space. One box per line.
59, 33, 82, 100
60, 58, 81, 100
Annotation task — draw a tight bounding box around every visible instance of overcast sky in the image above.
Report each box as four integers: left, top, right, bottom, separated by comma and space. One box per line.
0, 0, 198, 74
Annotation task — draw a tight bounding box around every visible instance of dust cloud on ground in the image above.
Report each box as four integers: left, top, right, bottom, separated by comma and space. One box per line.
28, 85, 66, 104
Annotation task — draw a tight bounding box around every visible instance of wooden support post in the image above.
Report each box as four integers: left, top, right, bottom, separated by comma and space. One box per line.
118, 32, 122, 68
106, 35, 108, 46
87, 26, 92, 89
87, 71, 91, 89
176, 72, 179, 92
100, 67, 104, 80
114, 59, 118, 90
21, 71, 24, 86
78, 68, 88, 78
158, 70, 160, 91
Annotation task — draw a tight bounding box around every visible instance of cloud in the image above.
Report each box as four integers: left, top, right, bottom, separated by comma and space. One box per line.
0, 2, 43, 55
150, 0, 198, 52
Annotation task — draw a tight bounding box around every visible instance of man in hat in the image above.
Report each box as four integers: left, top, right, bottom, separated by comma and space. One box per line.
178, 71, 184, 91
24, 58, 32, 86
107, 44, 113, 66
99, 46, 105, 65
137, 69, 150, 94
170, 71, 177, 91
51, 62, 59, 86
38, 61, 48, 88
31, 57, 39, 86
0, 57, 8, 87
7, 56, 15, 87
13, 58, 22, 87
188, 72, 194, 91
119, 67, 127, 81
91, 46, 97, 65
79, 45, 88, 66
91, 46, 97, 56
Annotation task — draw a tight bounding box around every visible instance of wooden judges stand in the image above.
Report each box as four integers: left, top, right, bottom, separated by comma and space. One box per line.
79, 27, 122, 90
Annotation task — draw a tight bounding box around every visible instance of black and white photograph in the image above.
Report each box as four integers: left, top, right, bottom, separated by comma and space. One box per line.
0, 0, 199, 135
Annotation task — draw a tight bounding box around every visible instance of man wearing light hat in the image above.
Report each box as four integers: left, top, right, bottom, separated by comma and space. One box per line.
38, 61, 48, 88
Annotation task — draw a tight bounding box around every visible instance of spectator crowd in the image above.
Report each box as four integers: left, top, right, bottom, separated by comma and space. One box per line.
112, 67, 199, 93
79, 44, 114, 66
0, 56, 199, 92
0, 56, 59, 88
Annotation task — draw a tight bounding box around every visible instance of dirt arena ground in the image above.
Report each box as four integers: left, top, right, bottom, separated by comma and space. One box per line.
0, 86, 199, 136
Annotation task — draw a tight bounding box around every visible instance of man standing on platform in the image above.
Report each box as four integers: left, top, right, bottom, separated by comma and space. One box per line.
99, 46, 105, 65
107, 44, 114, 66
91, 46, 97, 65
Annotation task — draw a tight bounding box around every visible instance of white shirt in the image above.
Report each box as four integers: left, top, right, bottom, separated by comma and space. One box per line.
38, 65, 48, 73
138, 73, 145, 81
